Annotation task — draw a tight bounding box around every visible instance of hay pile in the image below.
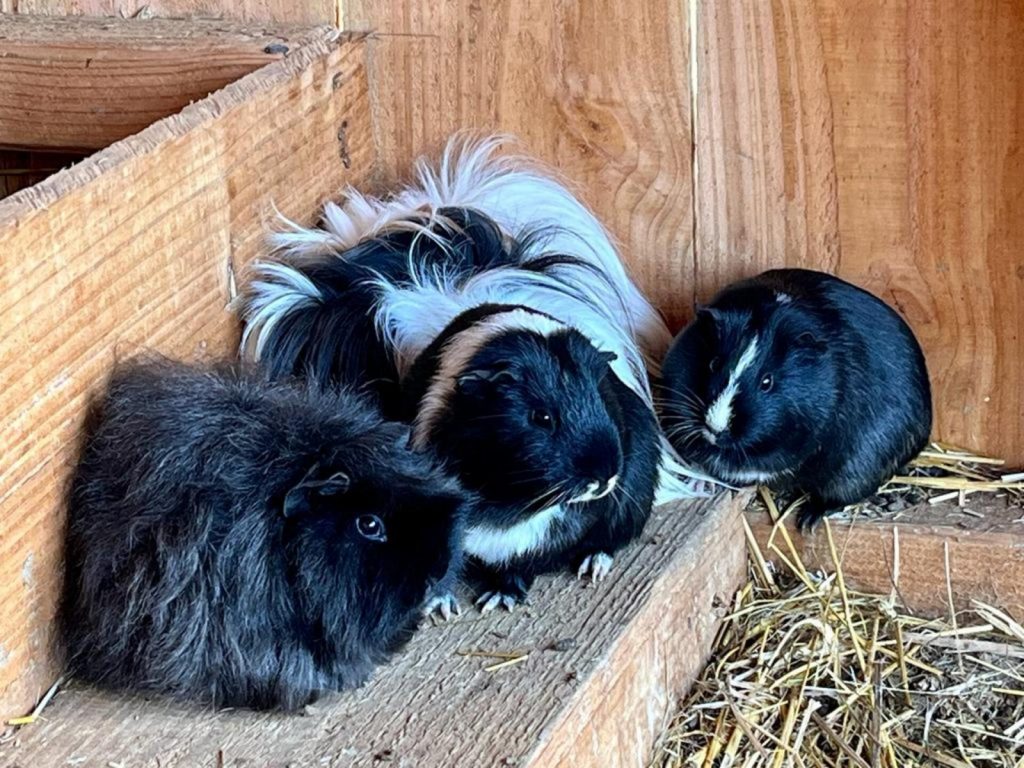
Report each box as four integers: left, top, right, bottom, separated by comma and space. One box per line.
653, 452, 1024, 767
749, 443, 1024, 522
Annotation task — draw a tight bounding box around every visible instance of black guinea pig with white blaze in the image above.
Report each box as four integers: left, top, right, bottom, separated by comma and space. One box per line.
63, 358, 466, 711
238, 136, 708, 615
659, 268, 932, 530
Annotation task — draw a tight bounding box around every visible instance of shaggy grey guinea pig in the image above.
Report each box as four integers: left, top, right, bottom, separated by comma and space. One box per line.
658, 268, 932, 530
62, 358, 466, 711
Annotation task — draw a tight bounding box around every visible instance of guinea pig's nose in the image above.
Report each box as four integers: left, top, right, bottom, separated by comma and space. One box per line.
575, 435, 622, 485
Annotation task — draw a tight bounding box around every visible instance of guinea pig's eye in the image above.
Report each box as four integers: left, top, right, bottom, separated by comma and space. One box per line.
530, 409, 554, 430
759, 373, 774, 393
709, 356, 721, 373
355, 514, 387, 543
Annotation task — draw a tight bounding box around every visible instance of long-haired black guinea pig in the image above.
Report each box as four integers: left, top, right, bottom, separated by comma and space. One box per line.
237, 136, 702, 614
659, 268, 932, 530
62, 358, 465, 711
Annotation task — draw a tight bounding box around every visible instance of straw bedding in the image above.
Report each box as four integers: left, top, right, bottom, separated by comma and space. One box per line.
653, 445, 1024, 767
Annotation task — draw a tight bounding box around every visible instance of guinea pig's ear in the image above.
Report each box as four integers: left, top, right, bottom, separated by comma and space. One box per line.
695, 306, 719, 326
597, 350, 618, 366
456, 363, 517, 392
283, 465, 351, 519
795, 331, 825, 350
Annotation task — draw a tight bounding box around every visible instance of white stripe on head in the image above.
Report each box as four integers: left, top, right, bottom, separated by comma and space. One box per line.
705, 334, 759, 435
411, 308, 566, 449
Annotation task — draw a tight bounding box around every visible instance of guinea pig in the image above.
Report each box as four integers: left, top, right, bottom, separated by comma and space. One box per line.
658, 268, 932, 530
401, 302, 662, 611
62, 357, 466, 710
237, 136, 698, 612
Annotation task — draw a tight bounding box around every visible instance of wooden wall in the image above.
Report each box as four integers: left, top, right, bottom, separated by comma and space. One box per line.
695, 0, 1023, 463
2, 0, 1021, 461
0, 0, 335, 25
343, 0, 697, 329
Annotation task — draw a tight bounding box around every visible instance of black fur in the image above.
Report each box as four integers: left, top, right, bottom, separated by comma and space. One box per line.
248, 208, 604, 418
403, 305, 660, 601
240, 209, 659, 606
659, 268, 932, 530
63, 358, 465, 710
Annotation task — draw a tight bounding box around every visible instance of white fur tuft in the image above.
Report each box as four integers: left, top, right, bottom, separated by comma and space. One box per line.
239, 262, 323, 362
706, 336, 759, 435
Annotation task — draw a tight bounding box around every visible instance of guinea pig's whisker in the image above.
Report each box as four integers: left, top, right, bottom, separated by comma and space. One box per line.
657, 385, 708, 412
521, 482, 568, 512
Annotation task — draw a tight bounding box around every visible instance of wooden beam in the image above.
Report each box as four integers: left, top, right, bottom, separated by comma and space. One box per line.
694, 0, 1024, 463
748, 499, 1024, 619
0, 495, 746, 766
0, 16, 321, 151
2, 0, 338, 26
0, 27, 374, 721
343, 0, 696, 329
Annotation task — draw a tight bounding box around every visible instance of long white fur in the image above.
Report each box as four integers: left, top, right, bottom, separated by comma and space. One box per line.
243, 135, 711, 501
240, 262, 323, 361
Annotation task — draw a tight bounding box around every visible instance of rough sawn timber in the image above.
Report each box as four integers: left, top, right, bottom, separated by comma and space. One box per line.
0, 15, 320, 151
748, 499, 1024, 619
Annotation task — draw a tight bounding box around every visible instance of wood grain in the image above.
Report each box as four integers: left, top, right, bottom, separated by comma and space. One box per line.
0, 16, 319, 151
0, 0, 337, 25
694, 0, 1024, 463
748, 499, 1024, 619
0, 495, 746, 768
0, 29, 374, 721
344, 0, 695, 329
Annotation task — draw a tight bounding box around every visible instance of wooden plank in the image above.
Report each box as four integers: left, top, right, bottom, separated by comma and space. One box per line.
0, 16, 318, 151
0, 28, 374, 722
0, 495, 746, 767
0, 0, 337, 26
748, 499, 1024, 619
694, 0, 1024, 463
343, 0, 695, 329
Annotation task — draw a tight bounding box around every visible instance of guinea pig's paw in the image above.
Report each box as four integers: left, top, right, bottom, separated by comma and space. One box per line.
795, 502, 828, 533
475, 590, 524, 614
576, 552, 614, 583
424, 592, 462, 622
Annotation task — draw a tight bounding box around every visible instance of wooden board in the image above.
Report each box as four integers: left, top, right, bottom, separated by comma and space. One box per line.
0, 495, 746, 768
343, 0, 696, 329
0, 28, 374, 722
0, 16, 321, 151
748, 499, 1024, 619
694, 0, 1024, 463
0, 0, 337, 26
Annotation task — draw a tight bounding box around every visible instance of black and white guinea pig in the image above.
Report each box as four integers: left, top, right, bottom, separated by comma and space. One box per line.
400, 301, 662, 612
239, 208, 662, 614
63, 357, 466, 711
659, 268, 932, 530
